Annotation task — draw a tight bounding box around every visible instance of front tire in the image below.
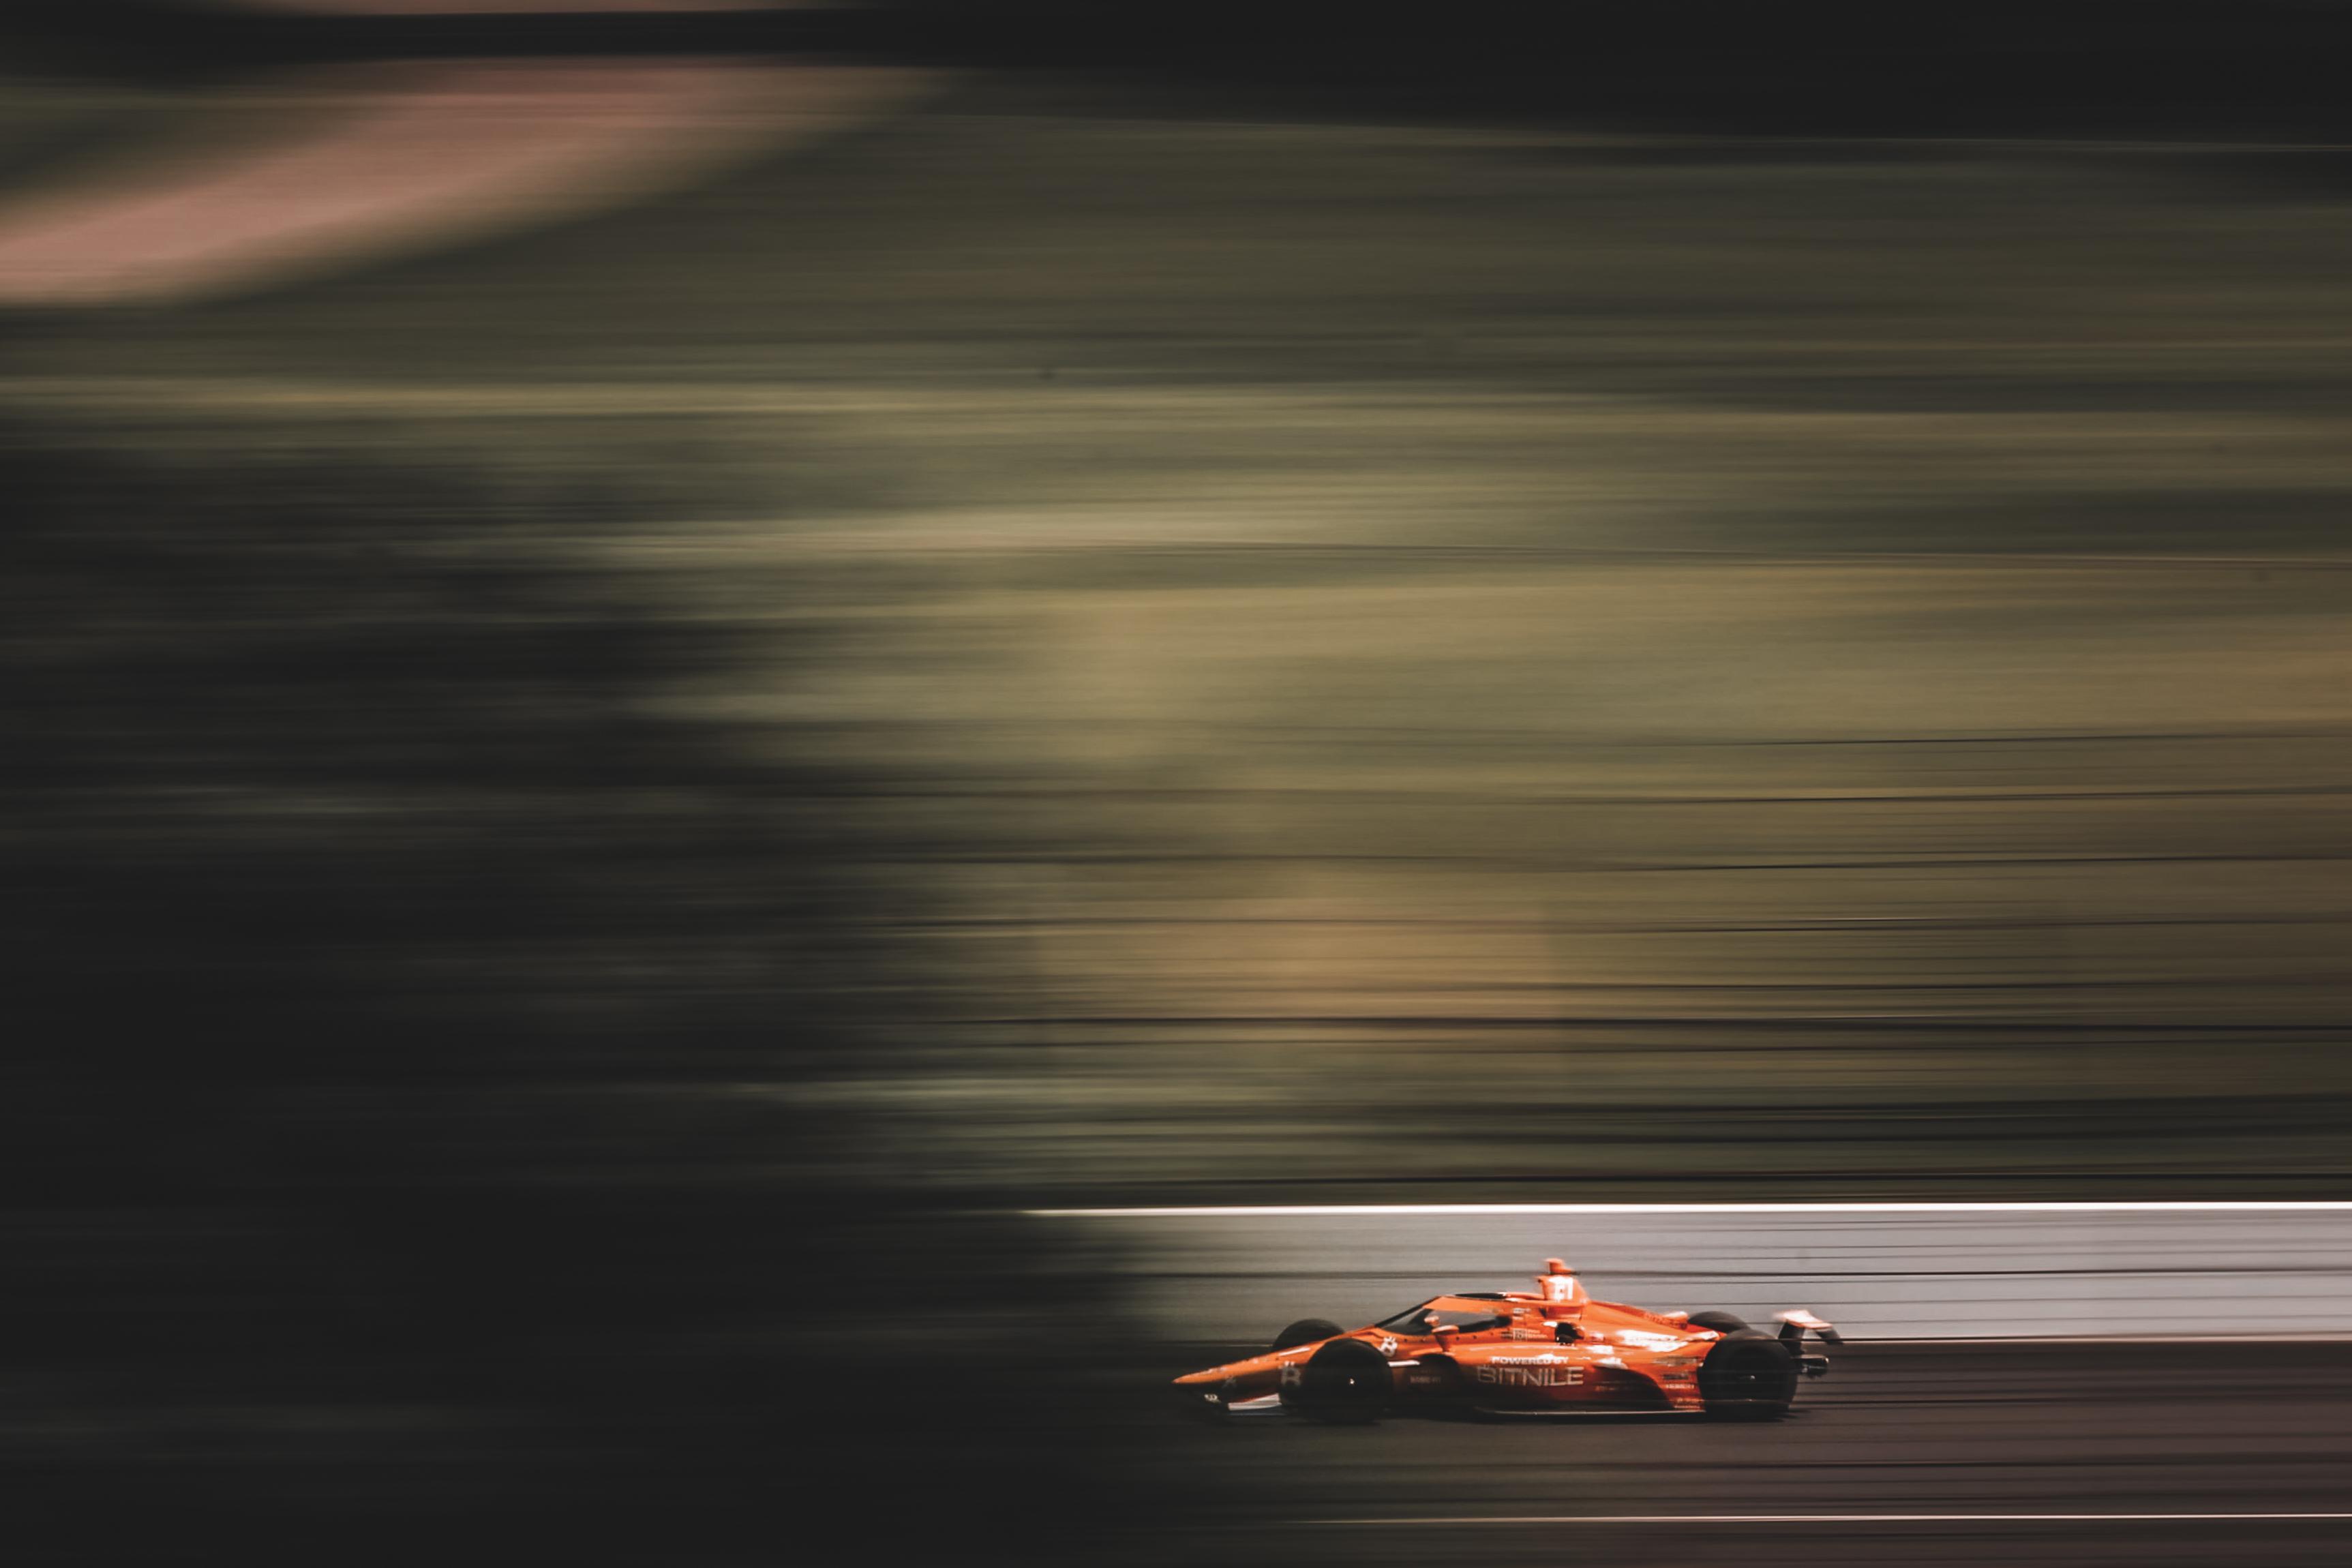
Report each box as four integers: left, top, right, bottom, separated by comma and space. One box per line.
1686, 1310, 1750, 1336
1280, 1337, 1391, 1424
1698, 1329, 1796, 1420
1272, 1317, 1344, 1352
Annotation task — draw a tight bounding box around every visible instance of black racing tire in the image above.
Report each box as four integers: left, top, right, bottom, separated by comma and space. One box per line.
1280, 1337, 1392, 1424
1686, 1311, 1751, 1336
1271, 1317, 1344, 1352
1698, 1329, 1797, 1420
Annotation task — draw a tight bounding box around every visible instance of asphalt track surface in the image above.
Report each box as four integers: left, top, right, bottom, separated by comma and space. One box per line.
1143, 1340, 2352, 1567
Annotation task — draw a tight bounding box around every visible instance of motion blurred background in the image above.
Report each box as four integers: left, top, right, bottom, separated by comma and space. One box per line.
6, 2, 2352, 1564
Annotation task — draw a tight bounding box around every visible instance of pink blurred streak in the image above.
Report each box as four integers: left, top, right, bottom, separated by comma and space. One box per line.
0, 58, 924, 307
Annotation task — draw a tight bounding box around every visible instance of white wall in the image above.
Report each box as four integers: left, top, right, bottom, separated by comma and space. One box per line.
1042, 1205, 2352, 1340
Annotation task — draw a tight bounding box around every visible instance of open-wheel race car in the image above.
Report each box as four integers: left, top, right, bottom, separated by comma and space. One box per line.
1173, 1257, 1839, 1423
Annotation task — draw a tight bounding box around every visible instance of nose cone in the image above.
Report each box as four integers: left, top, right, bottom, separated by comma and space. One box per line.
1176, 1351, 1255, 1385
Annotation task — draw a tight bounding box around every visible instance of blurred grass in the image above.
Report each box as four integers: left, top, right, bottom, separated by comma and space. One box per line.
6, 76, 2352, 1218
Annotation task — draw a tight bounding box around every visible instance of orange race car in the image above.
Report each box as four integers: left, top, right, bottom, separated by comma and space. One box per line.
1173, 1257, 1839, 1423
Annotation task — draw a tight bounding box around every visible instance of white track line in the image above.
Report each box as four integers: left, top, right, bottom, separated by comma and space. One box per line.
1304, 1512, 2352, 1526
1031, 1201, 2352, 1217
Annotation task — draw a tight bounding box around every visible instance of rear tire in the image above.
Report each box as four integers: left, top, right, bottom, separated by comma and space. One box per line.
1271, 1317, 1344, 1352
1686, 1310, 1751, 1335
1280, 1337, 1391, 1424
1698, 1329, 1796, 1420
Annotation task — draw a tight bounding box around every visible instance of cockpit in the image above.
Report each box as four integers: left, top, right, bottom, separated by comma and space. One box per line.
1370, 1296, 1513, 1337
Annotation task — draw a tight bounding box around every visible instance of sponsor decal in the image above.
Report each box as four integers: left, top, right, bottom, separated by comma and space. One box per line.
1473, 1353, 1585, 1389
1376, 1336, 1400, 1356
1280, 1365, 1302, 1388
1613, 1329, 1685, 1351
1473, 1361, 1584, 1389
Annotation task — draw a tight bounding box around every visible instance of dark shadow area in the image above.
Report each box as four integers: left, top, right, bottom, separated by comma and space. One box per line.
0, 420, 1152, 1566
17, 1, 2352, 140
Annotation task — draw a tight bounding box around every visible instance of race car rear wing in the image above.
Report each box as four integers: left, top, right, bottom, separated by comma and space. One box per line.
1775, 1308, 1841, 1346
1776, 1309, 1839, 1378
